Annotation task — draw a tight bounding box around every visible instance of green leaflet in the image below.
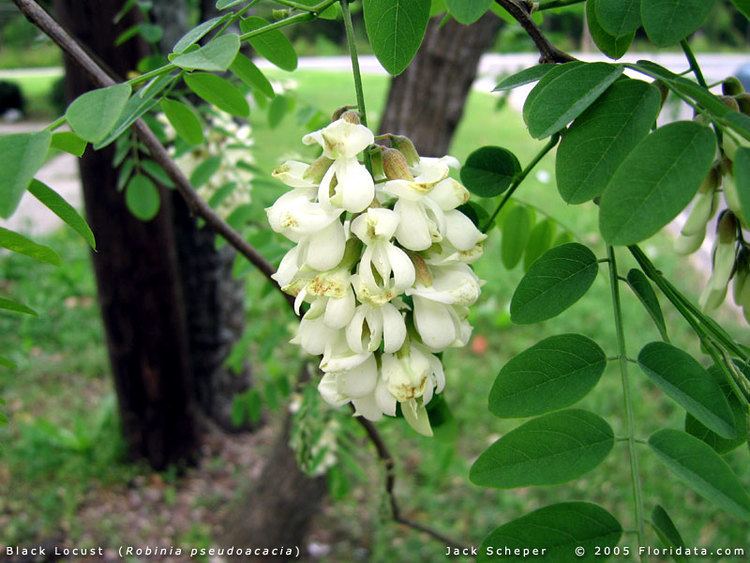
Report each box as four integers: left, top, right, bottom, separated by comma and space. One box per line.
557, 79, 661, 204
28, 179, 96, 249
0, 131, 51, 218
50, 131, 86, 157
500, 206, 532, 269
184, 73, 249, 117
494, 64, 555, 92
230, 53, 275, 99
651, 505, 688, 562
362, 0, 431, 76
0, 226, 60, 265
0, 297, 37, 316
489, 334, 606, 418
641, 0, 717, 46
626, 268, 668, 341
460, 146, 521, 198
240, 16, 298, 71
685, 364, 749, 454
599, 121, 716, 245
638, 342, 736, 439
470, 409, 614, 488
161, 98, 204, 145
65, 83, 131, 143
523, 62, 623, 139
172, 16, 228, 52
478, 502, 622, 563
649, 429, 750, 521
445, 0, 492, 24
597, 0, 642, 36
523, 218, 556, 271
510, 243, 598, 324
125, 174, 161, 221
587, 0, 635, 60
172, 34, 240, 71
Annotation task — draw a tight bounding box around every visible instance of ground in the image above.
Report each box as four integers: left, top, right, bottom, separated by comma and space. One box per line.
1, 69, 749, 562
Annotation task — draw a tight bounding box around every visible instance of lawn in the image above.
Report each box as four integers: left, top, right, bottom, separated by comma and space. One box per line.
1, 70, 748, 560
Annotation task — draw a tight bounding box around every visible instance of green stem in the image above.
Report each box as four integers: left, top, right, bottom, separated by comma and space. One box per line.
481, 134, 559, 233
340, 0, 368, 127
679, 39, 707, 88
628, 245, 748, 361
44, 115, 66, 132
607, 246, 647, 559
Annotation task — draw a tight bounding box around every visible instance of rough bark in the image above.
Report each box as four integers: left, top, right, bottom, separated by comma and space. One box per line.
150, 0, 255, 432
55, 0, 199, 469
378, 13, 502, 156
220, 415, 327, 559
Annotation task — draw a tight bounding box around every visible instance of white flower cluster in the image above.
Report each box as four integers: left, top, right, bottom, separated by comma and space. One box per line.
675, 108, 750, 321
168, 110, 255, 219
266, 112, 485, 435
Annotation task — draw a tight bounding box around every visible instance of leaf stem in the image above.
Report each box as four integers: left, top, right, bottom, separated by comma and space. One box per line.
535, 0, 586, 10
679, 39, 707, 88
607, 246, 647, 559
44, 115, 66, 132
482, 134, 559, 233
340, 0, 368, 127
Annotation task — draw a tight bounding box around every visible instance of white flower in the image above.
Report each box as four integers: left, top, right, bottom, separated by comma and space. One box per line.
292, 301, 341, 356
346, 296, 406, 354
292, 268, 356, 329
272, 160, 319, 189
303, 117, 374, 160
351, 208, 416, 297
318, 157, 374, 213
407, 263, 481, 351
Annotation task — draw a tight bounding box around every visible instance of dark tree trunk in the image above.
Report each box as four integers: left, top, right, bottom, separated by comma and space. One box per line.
149, 0, 255, 432
220, 385, 327, 559
379, 13, 502, 156
55, 0, 199, 469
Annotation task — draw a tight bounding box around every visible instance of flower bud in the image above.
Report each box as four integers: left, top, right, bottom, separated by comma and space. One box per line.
733, 250, 749, 306
330, 105, 355, 121
340, 110, 361, 125
681, 172, 719, 237
722, 77, 744, 96
674, 228, 706, 255
391, 135, 420, 166
368, 145, 386, 181
720, 96, 741, 113
382, 147, 414, 181
303, 155, 334, 184
717, 210, 738, 245
736, 93, 750, 115
722, 174, 744, 219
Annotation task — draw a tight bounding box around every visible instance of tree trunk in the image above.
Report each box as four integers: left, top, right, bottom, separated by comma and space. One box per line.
220, 416, 327, 559
150, 0, 255, 432
55, 0, 199, 469
379, 13, 502, 156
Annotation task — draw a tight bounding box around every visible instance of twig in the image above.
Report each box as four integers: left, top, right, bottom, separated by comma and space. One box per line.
355, 415, 471, 551
494, 0, 575, 63
12, 0, 294, 312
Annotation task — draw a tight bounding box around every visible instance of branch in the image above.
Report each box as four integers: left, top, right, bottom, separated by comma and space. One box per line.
355, 415, 471, 551
12, 0, 295, 312
494, 0, 575, 63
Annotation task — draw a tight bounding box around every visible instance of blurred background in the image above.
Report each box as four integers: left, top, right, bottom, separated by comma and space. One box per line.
0, 0, 749, 561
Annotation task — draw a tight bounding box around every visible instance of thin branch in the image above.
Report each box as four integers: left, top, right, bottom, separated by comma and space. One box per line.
494, 0, 575, 63
12, 0, 295, 312
355, 415, 471, 551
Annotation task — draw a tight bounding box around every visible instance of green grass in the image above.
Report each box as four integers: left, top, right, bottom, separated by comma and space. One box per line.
1, 70, 748, 559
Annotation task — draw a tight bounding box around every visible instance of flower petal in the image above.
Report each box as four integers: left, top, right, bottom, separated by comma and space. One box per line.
394, 199, 432, 251
337, 354, 377, 398
444, 209, 486, 251
412, 296, 457, 351
305, 220, 347, 271
331, 158, 374, 213
381, 303, 406, 353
